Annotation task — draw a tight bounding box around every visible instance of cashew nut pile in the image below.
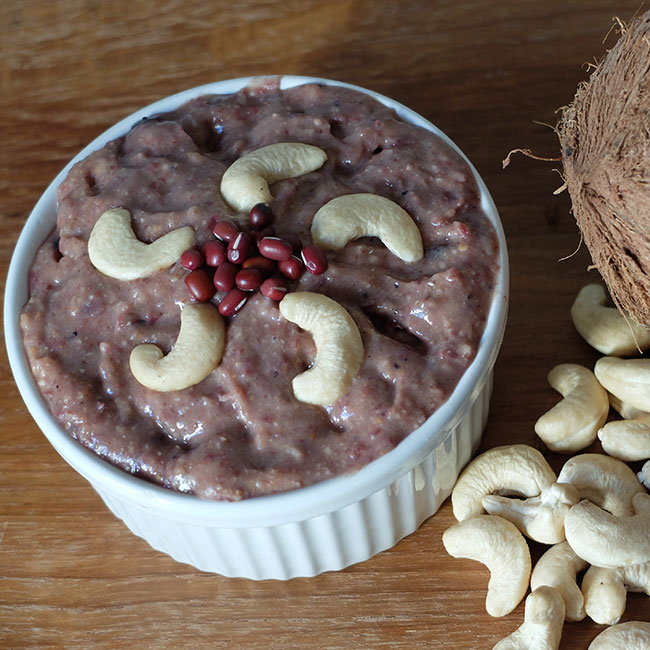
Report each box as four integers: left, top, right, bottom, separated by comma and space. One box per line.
444, 445, 650, 648
535, 284, 650, 462
441, 282, 650, 649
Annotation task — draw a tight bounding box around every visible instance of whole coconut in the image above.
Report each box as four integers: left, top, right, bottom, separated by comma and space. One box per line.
558, 11, 650, 326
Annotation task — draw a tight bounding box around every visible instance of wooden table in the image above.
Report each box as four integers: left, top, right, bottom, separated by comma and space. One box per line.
2, 1, 648, 647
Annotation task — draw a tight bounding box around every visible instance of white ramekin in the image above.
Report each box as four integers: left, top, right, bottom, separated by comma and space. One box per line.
5, 75, 509, 580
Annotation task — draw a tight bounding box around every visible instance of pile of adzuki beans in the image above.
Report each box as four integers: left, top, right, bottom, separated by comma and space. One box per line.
180, 203, 328, 316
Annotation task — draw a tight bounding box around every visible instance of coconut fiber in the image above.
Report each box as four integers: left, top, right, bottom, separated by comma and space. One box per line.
558, 11, 650, 326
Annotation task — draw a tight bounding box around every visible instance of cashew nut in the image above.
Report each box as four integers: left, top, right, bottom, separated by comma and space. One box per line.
220, 142, 327, 212
564, 492, 650, 568
594, 356, 650, 412
608, 392, 650, 420
530, 541, 588, 622
587, 621, 650, 650
598, 416, 650, 462
557, 453, 645, 517
492, 586, 565, 650
278, 292, 363, 406
310, 193, 424, 262
534, 363, 609, 453
582, 561, 650, 625
482, 482, 579, 544
639, 460, 650, 490
129, 303, 225, 392
441, 515, 531, 617
570, 284, 650, 356
451, 444, 556, 521
88, 207, 194, 281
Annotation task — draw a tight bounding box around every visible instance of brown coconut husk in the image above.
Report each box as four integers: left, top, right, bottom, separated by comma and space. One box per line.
558, 11, 650, 327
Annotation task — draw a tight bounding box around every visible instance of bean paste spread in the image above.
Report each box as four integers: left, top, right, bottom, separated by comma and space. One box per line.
21, 79, 499, 500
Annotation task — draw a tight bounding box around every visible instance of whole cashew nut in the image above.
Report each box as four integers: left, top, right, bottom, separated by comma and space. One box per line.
587, 621, 650, 650
530, 541, 588, 622
278, 292, 364, 406
594, 357, 650, 412
582, 561, 650, 625
482, 482, 579, 544
598, 416, 650, 462
451, 444, 556, 522
88, 207, 194, 281
129, 303, 225, 392
492, 586, 565, 650
570, 284, 650, 356
220, 142, 327, 212
557, 453, 645, 517
564, 492, 650, 568
441, 515, 531, 617
534, 363, 609, 453
310, 193, 424, 262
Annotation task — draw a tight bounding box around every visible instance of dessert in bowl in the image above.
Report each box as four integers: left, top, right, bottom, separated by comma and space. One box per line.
5, 75, 508, 579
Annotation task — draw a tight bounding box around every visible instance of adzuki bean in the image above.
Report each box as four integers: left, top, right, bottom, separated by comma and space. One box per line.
242, 255, 276, 275
180, 248, 204, 271
212, 220, 239, 242
260, 277, 288, 301
301, 244, 328, 275
258, 236, 293, 261
185, 268, 215, 302
249, 202, 272, 228
236, 268, 264, 291
218, 288, 248, 316
227, 231, 252, 264
277, 256, 304, 280
213, 261, 238, 292
202, 240, 227, 267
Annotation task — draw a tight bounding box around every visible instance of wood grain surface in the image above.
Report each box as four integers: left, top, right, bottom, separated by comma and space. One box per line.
1, 1, 649, 648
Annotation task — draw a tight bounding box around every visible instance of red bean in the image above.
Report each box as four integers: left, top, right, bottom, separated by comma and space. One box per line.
301, 244, 328, 275
213, 220, 239, 242
227, 231, 252, 264
180, 248, 204, 271
236, 268, 264, 291
185, 269, 215, 302
249, 203, 272, 228
242, 255, 276, 274
213, 261, 238, 292
202, 239, 227, 267
278, 255, 304, 280
259, 236, 293, 261
218, 288, 248, 316
260, 277, 288, 301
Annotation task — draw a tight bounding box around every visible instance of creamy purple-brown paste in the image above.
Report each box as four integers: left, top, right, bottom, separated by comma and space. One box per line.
20, 79, 499, 500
